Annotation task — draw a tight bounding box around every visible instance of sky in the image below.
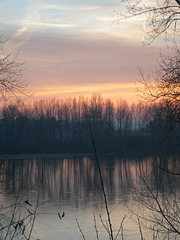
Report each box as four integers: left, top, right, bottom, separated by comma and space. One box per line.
0, 0, 163, 103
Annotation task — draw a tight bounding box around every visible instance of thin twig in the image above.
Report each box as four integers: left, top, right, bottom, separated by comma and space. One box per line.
27, 197, 39, 240
93, 212, 99, 240
114, 215, 126, 240
137, 216, 144, 240
99, 214, 110, 236
4, 196, 19, 240
89, 123, 114, 240
76, 218, 86, 240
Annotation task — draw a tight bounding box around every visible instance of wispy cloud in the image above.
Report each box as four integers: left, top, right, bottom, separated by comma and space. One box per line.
9, 26, 31, 49
30, 2, 101, 11
1, 0, 164, 103
23, 20, 76, 28
18, 32, 160, 91
32, 82, 143, 103
20, 0, 120, 34
12, 26, 27, 39
1, 0, 143, 40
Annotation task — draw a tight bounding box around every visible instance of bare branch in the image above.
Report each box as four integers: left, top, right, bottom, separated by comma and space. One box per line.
115, 0, 180, 43
0, 37, 29, 100
89, 123, 114, 240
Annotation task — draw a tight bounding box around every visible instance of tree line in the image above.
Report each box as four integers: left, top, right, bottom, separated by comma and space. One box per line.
0, 93, 179, 154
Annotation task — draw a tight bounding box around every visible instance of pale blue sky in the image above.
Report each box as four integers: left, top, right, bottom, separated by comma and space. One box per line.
1, 0, 123, 34
0, 0, 162, 102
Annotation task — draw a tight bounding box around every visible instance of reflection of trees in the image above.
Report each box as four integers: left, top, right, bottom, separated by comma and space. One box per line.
0, 156, 178, 210
133, 155, 180, 239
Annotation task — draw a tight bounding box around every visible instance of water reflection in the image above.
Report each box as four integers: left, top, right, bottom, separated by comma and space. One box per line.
0, 155, 178, 205
0, 155, 179, 239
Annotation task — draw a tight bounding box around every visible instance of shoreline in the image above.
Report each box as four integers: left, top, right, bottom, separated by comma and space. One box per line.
0, 151, 145, 160
0, 153, 95, 160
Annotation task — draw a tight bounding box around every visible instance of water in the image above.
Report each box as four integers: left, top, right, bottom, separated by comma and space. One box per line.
0, 155, 179, 240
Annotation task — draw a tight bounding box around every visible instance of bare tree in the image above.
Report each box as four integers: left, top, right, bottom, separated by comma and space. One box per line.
114, 2, 180, 239
137, 46, 180, 135
116, 99, 132, 136
0, 38, 28, 100
138, 47, 180, 101
115, 0, 180, 118
115, 0, 180, 44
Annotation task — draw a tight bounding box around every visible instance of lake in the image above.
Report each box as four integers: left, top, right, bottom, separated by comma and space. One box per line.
0, 154, 179, 240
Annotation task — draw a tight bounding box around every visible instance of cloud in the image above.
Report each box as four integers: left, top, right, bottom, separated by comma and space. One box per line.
30, 82, 143, 103
27, 1, 120, 10
23, 20, 76, 28
1, 0, 165, 103
19, 0, 122, 35
1, 0, 148, 43
13, 32, 161, 92
20, 1, 80, 31
9, 27, 33, 49
12, 26, 27, 39
29, 2, 101, 11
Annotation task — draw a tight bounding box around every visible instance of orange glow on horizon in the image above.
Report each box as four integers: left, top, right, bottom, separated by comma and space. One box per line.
29, 82, 143, 104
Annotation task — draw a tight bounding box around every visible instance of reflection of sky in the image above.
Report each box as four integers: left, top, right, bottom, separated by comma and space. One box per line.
0, 156, 178, 240
0, 156, 157, 204
1, 0, 162, 102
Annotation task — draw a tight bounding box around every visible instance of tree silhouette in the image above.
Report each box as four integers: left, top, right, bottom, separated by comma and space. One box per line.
0, 38, 28, 100
115, 0, 180, 43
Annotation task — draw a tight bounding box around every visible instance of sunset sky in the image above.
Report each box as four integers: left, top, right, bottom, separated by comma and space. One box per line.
1, 0, 164, 103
